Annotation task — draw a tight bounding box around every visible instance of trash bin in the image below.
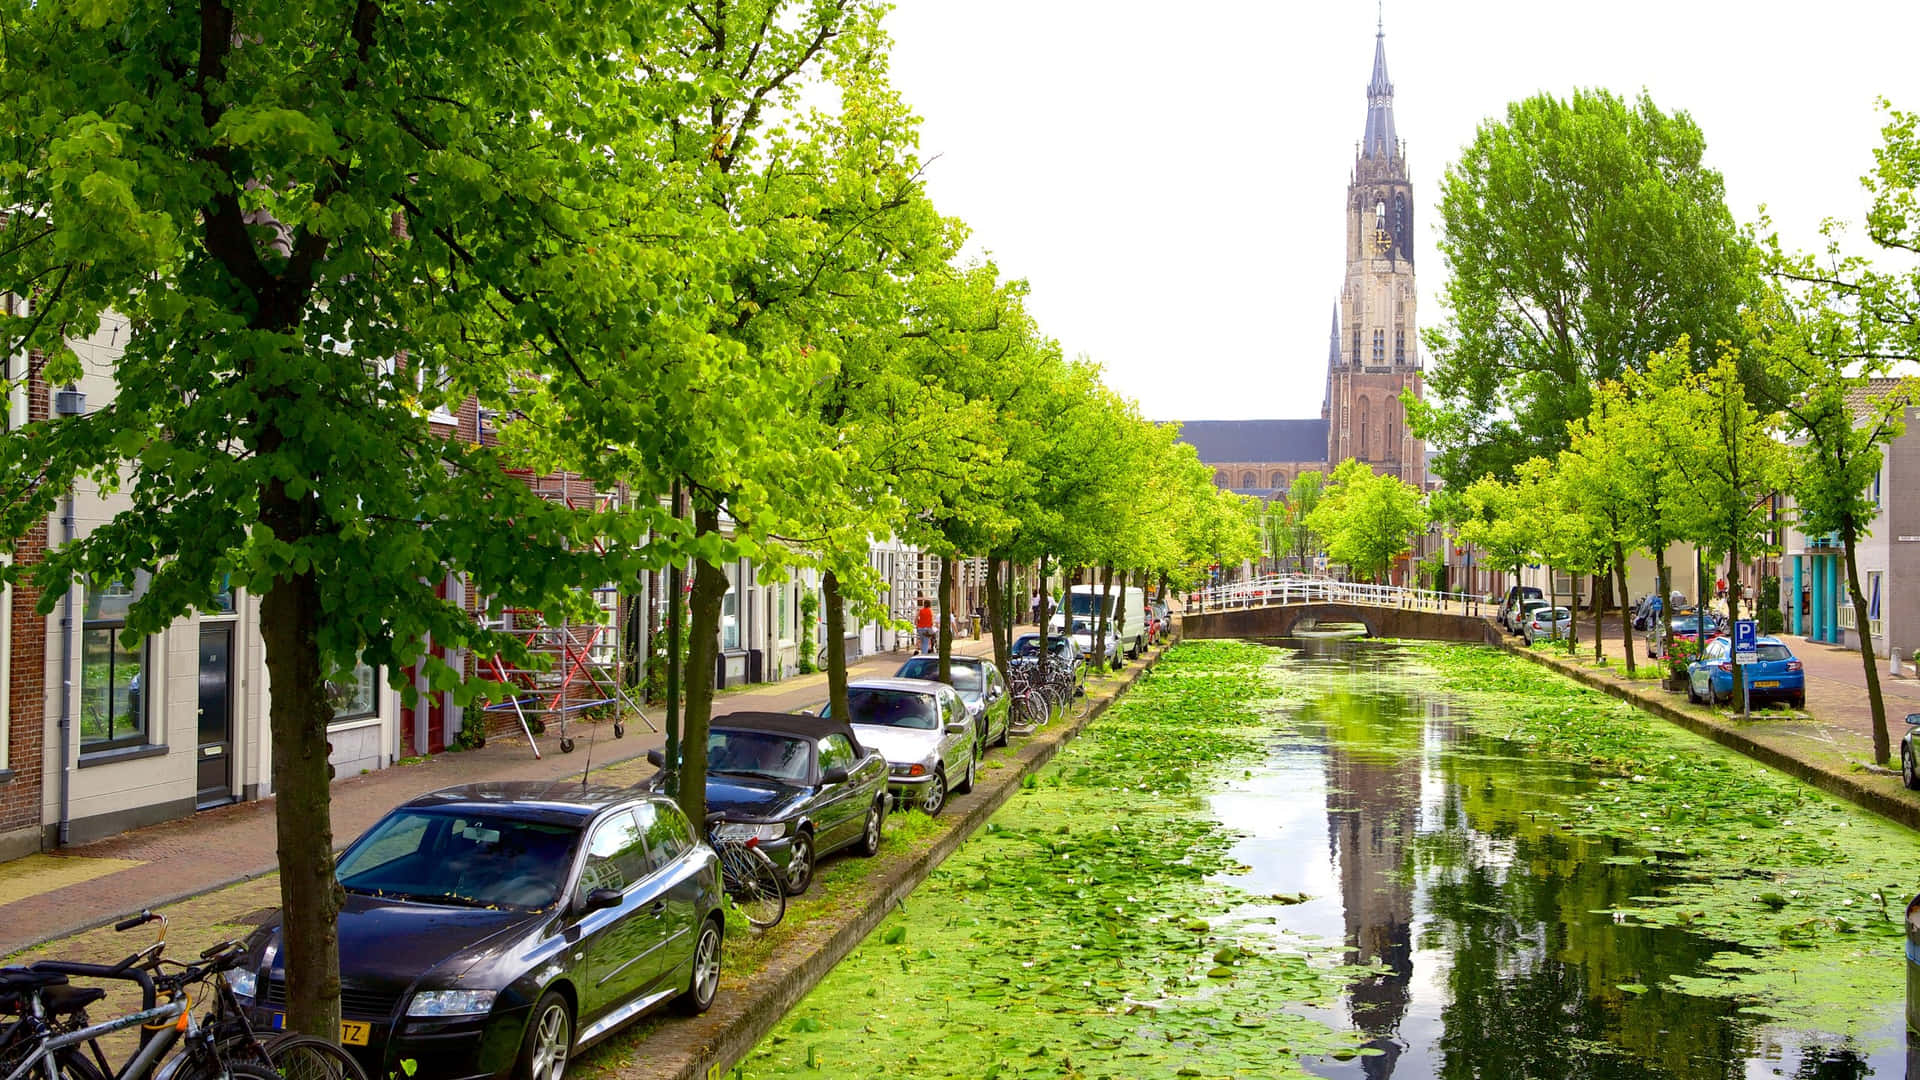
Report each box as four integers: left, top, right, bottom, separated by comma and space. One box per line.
970, 614, 982, 638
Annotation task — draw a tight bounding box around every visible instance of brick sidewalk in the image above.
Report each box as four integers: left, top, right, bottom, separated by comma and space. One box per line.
0, 636, 1005, 957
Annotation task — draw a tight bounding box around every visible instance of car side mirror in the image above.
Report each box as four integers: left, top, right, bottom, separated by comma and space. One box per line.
1906, 713, 1920, 727
646, 748, 665, 768
820, 766, 850, 785
945, 722, 969, 735
578, 887, 622, 916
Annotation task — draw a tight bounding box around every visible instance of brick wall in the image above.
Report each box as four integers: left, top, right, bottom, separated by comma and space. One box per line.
3, 366, 50, 845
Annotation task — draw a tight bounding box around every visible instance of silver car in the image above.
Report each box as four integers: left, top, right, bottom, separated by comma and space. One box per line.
828, 678, 978, 816
1522, 606, 1572, 644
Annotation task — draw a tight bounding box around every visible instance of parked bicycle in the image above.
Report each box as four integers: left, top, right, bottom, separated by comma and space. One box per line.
704, 815, 787, 930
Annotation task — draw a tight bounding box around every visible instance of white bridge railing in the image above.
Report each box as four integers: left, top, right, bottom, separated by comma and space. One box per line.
1184, 574, 1488, 617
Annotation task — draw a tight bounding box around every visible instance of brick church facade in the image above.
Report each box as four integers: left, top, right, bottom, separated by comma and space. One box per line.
1180, 23, 1427, 506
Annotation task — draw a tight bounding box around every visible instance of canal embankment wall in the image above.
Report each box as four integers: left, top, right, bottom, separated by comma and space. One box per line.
626, 640, 1174, 1080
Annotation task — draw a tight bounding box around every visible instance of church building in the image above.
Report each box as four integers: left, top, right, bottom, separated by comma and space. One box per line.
1179, 22, 1427, 504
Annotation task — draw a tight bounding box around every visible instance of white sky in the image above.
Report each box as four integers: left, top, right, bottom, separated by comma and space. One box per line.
882, 0, 1920, 422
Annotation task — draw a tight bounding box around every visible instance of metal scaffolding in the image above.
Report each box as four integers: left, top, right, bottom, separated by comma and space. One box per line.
477, 471, 654, 757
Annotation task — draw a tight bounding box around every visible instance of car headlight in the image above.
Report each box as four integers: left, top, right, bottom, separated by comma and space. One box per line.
407, 989, 498, 1017
713, 821, 786, 842
890, 763, 928, 777
226, 968, 257, 1001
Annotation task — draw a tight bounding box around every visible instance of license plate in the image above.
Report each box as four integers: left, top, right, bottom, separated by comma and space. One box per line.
1754, 680, 1780, 688
271, 1015, 370, 1046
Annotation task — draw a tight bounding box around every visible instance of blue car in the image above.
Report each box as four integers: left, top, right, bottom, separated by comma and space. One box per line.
1686, 635, 1806, 708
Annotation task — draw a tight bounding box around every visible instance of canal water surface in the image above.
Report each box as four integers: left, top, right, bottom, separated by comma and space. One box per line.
739, 639, 1919, 1079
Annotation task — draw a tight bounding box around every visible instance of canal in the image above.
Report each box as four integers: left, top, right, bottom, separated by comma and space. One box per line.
736, 639, 1920, 1078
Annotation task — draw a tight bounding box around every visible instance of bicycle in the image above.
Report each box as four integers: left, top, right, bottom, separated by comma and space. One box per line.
704, 816, 786, 930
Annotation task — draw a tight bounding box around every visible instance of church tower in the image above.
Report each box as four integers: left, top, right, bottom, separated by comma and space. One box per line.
1324, 19, 1425, 489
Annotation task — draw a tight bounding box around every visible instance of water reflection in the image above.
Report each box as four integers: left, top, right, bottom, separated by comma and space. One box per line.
1222, 638, 1908, 1079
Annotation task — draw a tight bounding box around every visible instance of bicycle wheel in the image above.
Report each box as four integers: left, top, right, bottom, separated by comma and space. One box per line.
262, 1034, 371, 1080
175, 1059, 283, 1080
12, 1048, 105, 1080
723, 844, 786, 930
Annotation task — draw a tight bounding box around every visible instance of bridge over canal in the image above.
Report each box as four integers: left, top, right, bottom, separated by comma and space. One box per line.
1180, 575, 1504, 645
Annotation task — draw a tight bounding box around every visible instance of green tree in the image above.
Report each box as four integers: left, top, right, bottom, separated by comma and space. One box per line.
1749, 284, 1913, 762
0, 0, 673, 1036
1457, 473, 1532, 599
1417, 89, 1755, 487
1284, 470, 1326, 570
1560, 382, 1647, 671
1307, 459, 1429, 584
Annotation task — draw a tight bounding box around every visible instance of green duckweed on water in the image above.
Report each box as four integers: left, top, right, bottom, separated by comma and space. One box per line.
737, 641, 1375, 1080
1400, 642, 1917, 1040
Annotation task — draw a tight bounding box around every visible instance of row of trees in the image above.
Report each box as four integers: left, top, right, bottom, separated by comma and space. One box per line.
1408, 87, 1920, 768
0, 0, 1259, 1037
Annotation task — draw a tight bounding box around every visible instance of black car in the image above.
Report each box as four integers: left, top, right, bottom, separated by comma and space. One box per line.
1902, 713, 1920, 790
230, 782, 724, 1080
894, 656, 1013, 755
650, 711, 890, 896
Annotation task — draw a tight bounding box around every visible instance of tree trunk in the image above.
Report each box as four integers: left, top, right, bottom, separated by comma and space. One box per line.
1727, 545, 1745, 712
985, 555, 1010, 677
1656, 555, 1679, 689
664, 479, 684, 769
1091, 563, 1112, 668
1613, 540, 1635, 676
1546, 563, 1557, 646
823, 569, 851, 730
260, 571, 343, 1040
676, 502, 729, 830
937, 553, 955, 684
1036, 556, 1051, 661
1591, 571, 1603, 661
1841, 529, 1890, 764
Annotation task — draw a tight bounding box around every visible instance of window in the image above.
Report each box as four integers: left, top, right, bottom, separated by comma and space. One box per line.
1372, 330, 1385, 365
579, 810, 650, 897
818, 734, 856, 776
1358, 400, 1371, 458
1385, 422, 1398, 461
1394, 329, 1406, 365
721, 564, 740, 651
81, 577, 150, 752
1873, 469, 1883, 507
1351, 329, 1360, 365
777, 584, 791, 644
1214, 470, 1228, 488
1240, 471, 1257, 489
1270, 471, 1285, 487
328, 662, 379, 723
639, 801, 691, 867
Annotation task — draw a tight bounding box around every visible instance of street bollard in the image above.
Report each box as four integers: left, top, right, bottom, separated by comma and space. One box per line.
1908, 892, 1920, 1039
1894, 648, 1906, 679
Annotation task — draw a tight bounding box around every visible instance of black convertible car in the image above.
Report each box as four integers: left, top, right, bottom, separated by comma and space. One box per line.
230, 782, 723, 1080
650, 711, 890, 895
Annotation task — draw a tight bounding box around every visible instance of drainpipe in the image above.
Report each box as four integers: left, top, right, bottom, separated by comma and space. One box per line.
53, 386, 85, 846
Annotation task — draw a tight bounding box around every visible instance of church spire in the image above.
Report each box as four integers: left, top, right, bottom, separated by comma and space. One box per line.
1362, 14, 1397, 161
1328, 305, 1342, 365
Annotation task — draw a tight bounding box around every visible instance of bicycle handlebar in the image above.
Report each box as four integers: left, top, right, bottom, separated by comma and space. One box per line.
114, 910, 155, 933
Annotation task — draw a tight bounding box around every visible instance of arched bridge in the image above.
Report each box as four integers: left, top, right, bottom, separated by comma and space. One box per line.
1179, 576, 1503, 645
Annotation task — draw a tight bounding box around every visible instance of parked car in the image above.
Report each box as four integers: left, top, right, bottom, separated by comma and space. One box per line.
895, 655, 1012, 755
1649, 609, 1724, 659
1522, 606, 1573, 645
1901, 713, 1920, 790
231, 782, 724, 1080
1049, 584, 1148, 660
648, 711, 890, 896
1498, 586, 1545, 631
1686, 636, 1806, 709
822, 678, 978, 816
1508, 597, 1551, 635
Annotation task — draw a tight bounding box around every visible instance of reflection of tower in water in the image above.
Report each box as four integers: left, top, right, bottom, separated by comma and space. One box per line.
1323, 698, 1423, 1077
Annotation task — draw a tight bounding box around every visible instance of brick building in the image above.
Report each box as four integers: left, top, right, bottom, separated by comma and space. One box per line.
2, 343, 47, 860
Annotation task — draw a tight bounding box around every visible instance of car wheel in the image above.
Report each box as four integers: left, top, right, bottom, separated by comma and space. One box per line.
1791, 691, 1805, 710
920, 770, 948, 816
1905, 745, 1920, 791
857, 798, 885, 857
954, 752, 976, 795
673, 916, 723, 1015
515, 991, 572, 1080
1686, 679, 1699, 704
782, 829, 814, 896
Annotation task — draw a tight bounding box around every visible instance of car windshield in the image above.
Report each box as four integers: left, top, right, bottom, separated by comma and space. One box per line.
1067, 594, 1109, 617
336, 810, 579, 911
707, 730, 810, 782
1756, 644, 1793, 662
845, 688, 940, 730
1541, 608, 1569, 620
896, 658, 982, 692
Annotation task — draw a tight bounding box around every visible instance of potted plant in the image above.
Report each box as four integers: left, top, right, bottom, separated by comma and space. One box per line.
1666, 636, 1703, 693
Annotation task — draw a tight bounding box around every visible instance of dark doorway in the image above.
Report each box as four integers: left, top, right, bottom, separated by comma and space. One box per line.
196, 622, 235, 808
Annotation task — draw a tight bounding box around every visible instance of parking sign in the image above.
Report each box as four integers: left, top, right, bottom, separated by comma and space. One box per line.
1734, 618, 1757, 665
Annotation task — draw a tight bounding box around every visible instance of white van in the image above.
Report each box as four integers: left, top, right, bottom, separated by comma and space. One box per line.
1049, 584, 1148, 660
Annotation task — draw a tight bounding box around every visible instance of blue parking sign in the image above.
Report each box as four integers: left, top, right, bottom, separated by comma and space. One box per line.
1734, 618, 1757, 664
